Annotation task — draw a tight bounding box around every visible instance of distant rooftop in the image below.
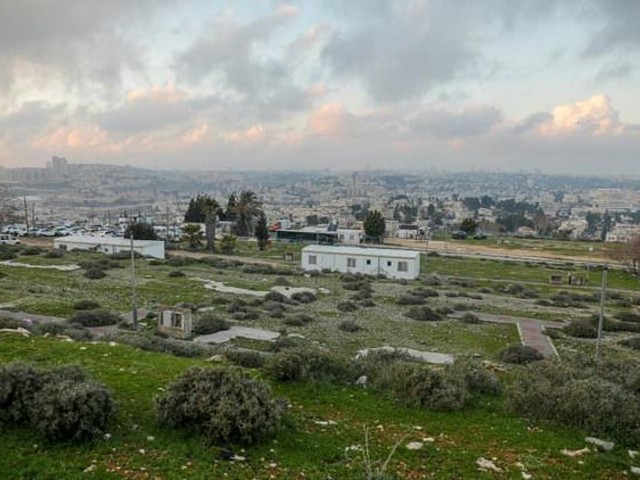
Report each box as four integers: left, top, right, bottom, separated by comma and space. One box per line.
302, 244, 420, 259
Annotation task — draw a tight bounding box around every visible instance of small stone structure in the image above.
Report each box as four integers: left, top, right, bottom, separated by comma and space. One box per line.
568, 274, 587, 286
158, 306, 193, 339
283, 251, 296, 262
549, 274, 564, 285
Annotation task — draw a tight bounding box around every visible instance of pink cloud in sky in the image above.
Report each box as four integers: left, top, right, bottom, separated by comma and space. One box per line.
539, 94, 624, 136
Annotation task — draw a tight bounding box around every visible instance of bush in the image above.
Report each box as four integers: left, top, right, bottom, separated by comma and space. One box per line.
106, 332, 213, 358
459, 313, 480, 324
266, 349, 355, 384
232, 310, 260, 321
43, 249, 65, 259
21, 246, 42, 256
192, 314, 230, 335
337, 301, 358, 312
83, 268, 106, 280
225, 350, 267, 369
283, 313, 314, 327
508, 359, 640, 444
73, 299, 101, 310
619, 337, 640, 351
498, 345, 544, 364
156, 367, 284, 445
351, 289, 372, 300
264, 291, 290, 303
30, 378, 116, 442
0, 363, 115, 441
422, 274, 443, 285
360, 299, 376, 308
448, 359, 501, 396
69, 309, 119, 327
290, 291, 317, 304
168, 270, 186, 278
0, 316, 29, 330
405, 306, 443, 322
396, 294, 425, 305
33, 323, 93, 341
563, 319, 598, 338
338, 319, 361, 332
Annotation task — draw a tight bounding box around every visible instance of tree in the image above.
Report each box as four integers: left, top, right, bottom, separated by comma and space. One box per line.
225, 192, 238, 222
184, 196, 205, 223
181, 224, 203, 249
232, 190, 262, 237
201, 196, 220, 252
459, 218, 478, 235
612, 236, 640, 276
219, 234, 237, 254
124, 222, 158, 240
364, 210, 386, 244
255, 212, 269, 251
0, 184, 18, 231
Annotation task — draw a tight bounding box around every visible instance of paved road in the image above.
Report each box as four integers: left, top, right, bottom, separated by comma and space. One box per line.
450, 312, 566, 358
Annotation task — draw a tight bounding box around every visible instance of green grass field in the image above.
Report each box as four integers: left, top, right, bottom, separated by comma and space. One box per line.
0, 335, 634, 479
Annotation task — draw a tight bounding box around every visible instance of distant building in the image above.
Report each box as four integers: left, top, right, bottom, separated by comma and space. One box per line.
54, 235, 165, 259
301, 245, 421, 280
274, 229, 337, 244
605, 224, 640, 243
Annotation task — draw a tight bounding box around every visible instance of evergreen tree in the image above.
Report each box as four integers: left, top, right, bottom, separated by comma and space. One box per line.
255, 212, 269, 251
124, 222, 158, 240
364, 210, 386, 244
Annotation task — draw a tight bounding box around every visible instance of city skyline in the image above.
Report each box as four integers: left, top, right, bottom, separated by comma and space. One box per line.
0, 1, 639, 174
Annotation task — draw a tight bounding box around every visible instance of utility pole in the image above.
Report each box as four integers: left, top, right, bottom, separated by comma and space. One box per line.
595, 266, 608, 365
23, 197, 29, 236
129, 214, 138, 330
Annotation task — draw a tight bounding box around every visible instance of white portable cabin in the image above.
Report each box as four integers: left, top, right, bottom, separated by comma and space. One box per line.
301, 245, 421, 280
54, 235, 165, 259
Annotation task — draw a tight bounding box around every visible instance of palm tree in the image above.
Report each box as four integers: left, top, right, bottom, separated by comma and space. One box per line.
201, 196, 220, 252
232, 190, 262, 237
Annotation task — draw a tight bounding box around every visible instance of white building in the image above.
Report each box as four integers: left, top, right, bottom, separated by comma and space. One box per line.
301, 245, 421, 280
336, 229, 365, 245
54, 235, 165, 259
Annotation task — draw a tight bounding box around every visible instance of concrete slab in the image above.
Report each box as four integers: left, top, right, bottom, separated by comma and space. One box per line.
356, 346, 454, 365
194, 326, 280, 344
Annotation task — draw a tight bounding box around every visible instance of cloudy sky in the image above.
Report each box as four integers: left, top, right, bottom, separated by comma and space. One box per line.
0, 0, 638, 174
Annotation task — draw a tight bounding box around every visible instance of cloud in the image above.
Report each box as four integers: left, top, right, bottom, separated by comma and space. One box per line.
595, 61, 635, 83
410, 104, 503, 137
96, 85, 194, 134
322, 1, 478, 102
584, 0, 640, 56
538, 94, 624, 136
0, 1, 169, 96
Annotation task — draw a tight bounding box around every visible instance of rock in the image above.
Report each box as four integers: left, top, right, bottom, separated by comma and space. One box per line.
354, 375, 367, 388
0, 327, 31, 337
561, 447, 590, 457
83, 465, 97, 473
231, 455, 246, 462
631, 466, 640, 475
476, 457, 502, 472
521, 472, 532, 479
630, 450, 639, 459
406, 442, 424, 450
585, 436, 614, 452
314, 420, 337, 426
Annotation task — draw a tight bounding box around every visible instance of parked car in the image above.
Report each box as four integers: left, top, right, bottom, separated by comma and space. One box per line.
451, 230, 468, 240
0, 234, 20, 245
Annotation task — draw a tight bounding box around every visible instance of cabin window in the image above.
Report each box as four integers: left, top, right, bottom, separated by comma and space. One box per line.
347, 257, 357, 268
171, 312, 183, 329
308, 255, 317, 265
366, 259, 371, 265
386, 260, 392, 267
397, 261, 408, 272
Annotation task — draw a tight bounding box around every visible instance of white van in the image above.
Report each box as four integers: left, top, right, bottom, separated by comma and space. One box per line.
0, 234, 20, 245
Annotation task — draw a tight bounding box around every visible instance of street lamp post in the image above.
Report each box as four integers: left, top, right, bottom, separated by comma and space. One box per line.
129, 216, 138, 331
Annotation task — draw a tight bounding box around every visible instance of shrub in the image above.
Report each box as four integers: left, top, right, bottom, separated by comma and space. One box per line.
83, 268, 106, 280
422, 274, 443, 285
452, 303, 473, 311
360, 299, 376, 308
155, 367, 284, 445
264, 291, 290, 303
283, 313, 314, 327
232, 310, 260, 321
21, 246, 42, 256
73, 299, 101, 310
266, 349, 355, 384
105, 332, 213, 358
34, 323, 93, 341
225, 350, 267, 369
498, 345, 544, 364
619, 337, 640, 351
389, 364, 469, 411
270, 336, 300, 353
43, 249, 65, 259
448, 359, 500, 396
339, 319, 361, 332
290, 291, 317, 304
168, 270, 186, 278
437, 306, 454, 315
0, 316, 29, 330
396, 294, 425, 305
192, 314, 230, 336
351, 289, 372, 300
273, 276, 291, 286
405, 306, 443, 322
563, 319, 597, 338
411, 287, 440, 298
69, 309, 119, 327
508, 360, 640, 444
30, 378, 116, 442
459, 312, 480, 324
0, 363, 115, 441
337, 301, 358, 312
